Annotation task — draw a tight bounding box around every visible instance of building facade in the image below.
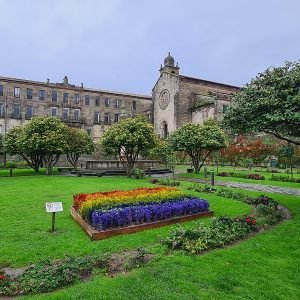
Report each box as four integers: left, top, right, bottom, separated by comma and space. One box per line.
152, 53, 240, 138
0, 53, 240, 140
0, 76, 152, 140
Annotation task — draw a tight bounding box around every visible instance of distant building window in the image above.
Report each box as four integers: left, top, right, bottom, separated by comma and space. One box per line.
223, 104, 228, 114
0, 85, 4, 96
75, 94, 80, 104
104, 98, 110, 107
14, 87, 20, 98
52, 91, 57, 102
39, 90, 45, 100
114, 113, 119, 123
0, 103, 4, 116
115, 99, 120, 108
27, 88, 33, 100
63, 93, 68, 103
63, 108, 69, 120
51, 107, 58, 117
132, 100, 136, 110
12, 104, 20, 118
94, 112, 101, 123
85, 95, 90, 105
104, 112, 110, 124
26, 105, 33, 118
74, 109, 80, 120
95, 96, 100, 106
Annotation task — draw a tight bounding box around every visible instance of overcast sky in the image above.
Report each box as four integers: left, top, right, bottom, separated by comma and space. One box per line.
0, 0, 299, 95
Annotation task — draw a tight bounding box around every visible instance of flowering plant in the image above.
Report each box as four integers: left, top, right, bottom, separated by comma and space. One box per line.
91, 197, 209, 230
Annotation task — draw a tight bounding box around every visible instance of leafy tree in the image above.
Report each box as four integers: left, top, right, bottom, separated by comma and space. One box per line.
150, 139, 177, 181
100, 116, 157, 177
219, 143, 244, 171
4, 127, 43, 172
24, 116, 68, 175
5, 117, 68, 175
244, 139, 271, 167
223, 61, 300, 145
65, 127, 94, 169
150, 139, 173, 168
169, 122, 227, 174
276, 142, 300, 176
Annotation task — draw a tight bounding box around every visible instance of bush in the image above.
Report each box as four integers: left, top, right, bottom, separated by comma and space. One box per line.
149, 178, 159, 184
246, 174, 265, 180
162, 215, 257, 254
217, 172, 265, 180
270, 174, 300, 183
0, 255, 105, 296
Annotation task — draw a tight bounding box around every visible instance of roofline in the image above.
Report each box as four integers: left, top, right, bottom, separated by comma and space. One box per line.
0, 75, 152, 100
179, 75, 240, 90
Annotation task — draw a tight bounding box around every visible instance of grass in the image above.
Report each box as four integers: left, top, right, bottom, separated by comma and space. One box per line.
1, 174, 300, 299
178, 165, 300, 189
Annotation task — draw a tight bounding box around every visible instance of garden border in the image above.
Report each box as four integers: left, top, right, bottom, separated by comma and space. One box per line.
70, 206, 214, 240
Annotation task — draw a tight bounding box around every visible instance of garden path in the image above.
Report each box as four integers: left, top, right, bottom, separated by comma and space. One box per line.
176, 177, 300, 196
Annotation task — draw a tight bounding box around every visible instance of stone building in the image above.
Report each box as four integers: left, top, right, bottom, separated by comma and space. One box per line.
0, 53, 240, 141
152, 53, 240, 138
0, 76, 152, 140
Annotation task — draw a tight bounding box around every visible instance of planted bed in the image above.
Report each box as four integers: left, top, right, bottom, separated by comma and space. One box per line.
71, 187, 213, 240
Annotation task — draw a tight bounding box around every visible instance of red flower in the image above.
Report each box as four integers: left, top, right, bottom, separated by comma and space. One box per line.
0, 274, 6, 280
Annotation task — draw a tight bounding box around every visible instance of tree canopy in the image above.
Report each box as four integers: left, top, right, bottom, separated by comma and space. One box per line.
100, 115, 157, 176
65, 127, 94, 168
169, 122, 227, 173
223, 61, 300, 145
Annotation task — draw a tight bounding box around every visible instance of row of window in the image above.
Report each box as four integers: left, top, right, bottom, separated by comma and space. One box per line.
0, 103, 119, 124
0, 103, 33, 119
0, 85, 137, 109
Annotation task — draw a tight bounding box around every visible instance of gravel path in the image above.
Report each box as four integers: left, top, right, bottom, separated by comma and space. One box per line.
177, 177, 300, 196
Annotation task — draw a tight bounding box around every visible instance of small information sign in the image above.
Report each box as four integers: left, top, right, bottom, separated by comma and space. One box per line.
45, 202, 63, 232
46, 202, 63, 213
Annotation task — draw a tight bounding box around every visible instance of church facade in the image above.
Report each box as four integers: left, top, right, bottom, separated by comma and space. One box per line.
0, 53, 239, 140
152, 53, 239, 138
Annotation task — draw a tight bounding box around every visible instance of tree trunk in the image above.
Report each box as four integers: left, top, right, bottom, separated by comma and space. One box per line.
44, 154, 60, 176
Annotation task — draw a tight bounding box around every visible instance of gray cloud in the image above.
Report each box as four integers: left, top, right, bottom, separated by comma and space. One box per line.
0, 0, 299, 94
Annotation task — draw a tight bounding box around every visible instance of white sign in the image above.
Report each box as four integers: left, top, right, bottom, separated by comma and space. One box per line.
46, 202, 63, 213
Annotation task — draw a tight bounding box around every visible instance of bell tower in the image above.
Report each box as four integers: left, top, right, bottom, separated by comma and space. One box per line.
159, 52, 180, 75
152, 53, 180, 137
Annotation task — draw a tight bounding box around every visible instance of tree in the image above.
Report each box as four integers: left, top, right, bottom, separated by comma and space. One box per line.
276, 142, 300, 176
223, 61, 300, 145
4, 127, 43, 172
169, 122, 227, 174
5, 117, 68, 175
65, 127, 94, 169
150, 139, 178, 181
100, 116, 157, 177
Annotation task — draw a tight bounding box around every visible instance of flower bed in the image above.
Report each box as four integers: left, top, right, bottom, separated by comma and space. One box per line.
217, 172, 265, 180
71, 187, 213, 240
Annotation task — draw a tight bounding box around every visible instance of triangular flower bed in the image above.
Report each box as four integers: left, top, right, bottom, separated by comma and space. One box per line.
71, 187, 214, 240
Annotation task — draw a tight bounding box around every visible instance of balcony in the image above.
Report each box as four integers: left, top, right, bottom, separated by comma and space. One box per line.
60, 116, 86, 124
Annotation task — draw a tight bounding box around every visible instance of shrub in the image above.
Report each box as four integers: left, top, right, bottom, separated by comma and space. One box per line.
0, 255, 105, 296
270, 174, 300, 183
246, 174, 265, 180
162, 215, 257, 254
149, 178, 159, 184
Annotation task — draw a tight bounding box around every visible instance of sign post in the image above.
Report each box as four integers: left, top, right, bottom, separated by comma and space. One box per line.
46, 202, 63, 232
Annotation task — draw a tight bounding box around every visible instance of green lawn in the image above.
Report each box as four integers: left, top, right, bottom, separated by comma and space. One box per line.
178, 165, 300, 188
1, 174, 300, 299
